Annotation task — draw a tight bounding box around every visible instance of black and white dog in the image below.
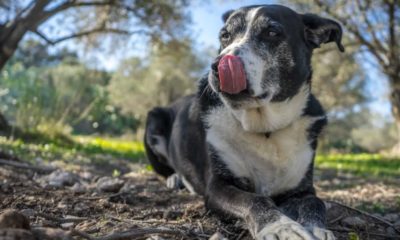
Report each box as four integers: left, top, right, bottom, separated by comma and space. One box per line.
145, 4, 344, 240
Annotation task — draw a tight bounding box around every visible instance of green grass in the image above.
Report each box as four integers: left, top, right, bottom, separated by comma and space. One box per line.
0, 135, 146, 166
316, 153, 400, 177
2, 134, 400, 178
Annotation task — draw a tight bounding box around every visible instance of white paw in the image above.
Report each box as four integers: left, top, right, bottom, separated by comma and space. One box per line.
256, 216, 316, 240
166, 173, 182, 189
307, 226, 335, 240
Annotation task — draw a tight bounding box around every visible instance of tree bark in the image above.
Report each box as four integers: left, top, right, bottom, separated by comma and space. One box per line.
0, 111, 10, 134
389, 73, 400, 154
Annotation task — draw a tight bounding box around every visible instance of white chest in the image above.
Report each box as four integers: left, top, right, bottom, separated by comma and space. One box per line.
206, 107, 317, 196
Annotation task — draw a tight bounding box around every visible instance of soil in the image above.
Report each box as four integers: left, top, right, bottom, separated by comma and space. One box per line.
0, 159, 400, 240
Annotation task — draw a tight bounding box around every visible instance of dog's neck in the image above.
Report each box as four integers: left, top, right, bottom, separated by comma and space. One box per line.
231, 84, 310, 133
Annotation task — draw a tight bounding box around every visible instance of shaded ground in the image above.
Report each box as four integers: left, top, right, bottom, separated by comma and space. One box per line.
1, 157, 400, 240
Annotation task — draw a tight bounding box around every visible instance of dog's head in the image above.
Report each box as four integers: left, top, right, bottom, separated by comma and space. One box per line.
208, 4, 344, 109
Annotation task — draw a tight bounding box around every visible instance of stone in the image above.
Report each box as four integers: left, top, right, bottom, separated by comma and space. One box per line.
20, 208, 35, 218
42, 170, 79, 187
383, 213, 399, 223
0, 209, 30, 229
96, 177, 124, 193
70, 183, 86, 193
209, 232, 228, 240
342, 216, 366, 228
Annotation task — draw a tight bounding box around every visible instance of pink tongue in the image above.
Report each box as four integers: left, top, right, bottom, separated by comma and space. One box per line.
218, 55, 247, 94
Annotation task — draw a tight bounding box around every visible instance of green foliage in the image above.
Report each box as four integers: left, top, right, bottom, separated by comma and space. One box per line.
108, 38, 207, 123
316, 154, 400, 177
0, 41, 139, 136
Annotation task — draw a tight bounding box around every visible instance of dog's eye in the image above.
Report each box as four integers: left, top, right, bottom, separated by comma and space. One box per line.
220, 31, 231, 41
261, 27, 281, 39
267, 31, 278, 37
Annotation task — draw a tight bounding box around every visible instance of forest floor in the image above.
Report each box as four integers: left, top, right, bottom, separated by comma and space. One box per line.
0, 136, 400, 240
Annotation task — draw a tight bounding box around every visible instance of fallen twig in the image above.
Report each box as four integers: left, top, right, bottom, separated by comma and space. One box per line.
70, 229, 95, 240
0, 158, 55, 173
326, 200, 400, 234
94, 227, 189, 240
329, 227, 400, 239
36, 212, 88, 223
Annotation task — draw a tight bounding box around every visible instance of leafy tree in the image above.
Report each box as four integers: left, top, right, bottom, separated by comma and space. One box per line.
291, 0, 400, 151
108, 38, 207, 124
0, 0, 190, 133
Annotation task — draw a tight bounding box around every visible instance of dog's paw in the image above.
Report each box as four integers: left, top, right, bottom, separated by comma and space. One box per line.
166, 173, 183, 190
256, 216, 315, 240
307, 226, 335, 240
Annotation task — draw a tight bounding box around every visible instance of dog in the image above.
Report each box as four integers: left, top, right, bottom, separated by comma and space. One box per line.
144, 4, 344, 240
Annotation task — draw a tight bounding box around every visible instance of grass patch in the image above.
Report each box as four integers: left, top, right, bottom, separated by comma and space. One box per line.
0, 135, 146, 166
316, 153, 400, 177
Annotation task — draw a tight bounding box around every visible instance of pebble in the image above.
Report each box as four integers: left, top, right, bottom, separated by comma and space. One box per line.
42, 170, 79, 187
384, 213, 399, 223
209, 232, 228, 240
74, 202, 90, 213
70, 182, 86, 193
342, 216, 366, 228
20, 208, 35, 218
96, 177, 124, 193
0, 209, 30, 229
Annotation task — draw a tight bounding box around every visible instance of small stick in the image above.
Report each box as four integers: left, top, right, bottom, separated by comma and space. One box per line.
70, 229, 95, 240
0, 158, 55, 173
326, 200, 400, 234
94, 227, 188, 240
36, 212, 88, 223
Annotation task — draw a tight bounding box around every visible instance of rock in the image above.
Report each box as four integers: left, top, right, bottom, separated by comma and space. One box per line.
342, 216, 366, 228
383, 213, 399, 223
394, 220, 400, 230
20, 209, 35, 218
73, 202, 90, 214
0, 228, 35, 240
386, 226, 397, 235
41, 170, 79, 187
60, 222, 74, 228
96, 177, 124, 193
146, 236, 166, 240
209, 232, 228, 240
0, 209, 30, 229
32, 227, 72, 240
70, 183, 86, 193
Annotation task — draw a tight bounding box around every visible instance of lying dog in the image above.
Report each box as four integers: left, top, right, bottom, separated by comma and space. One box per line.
145, 4, 344, 240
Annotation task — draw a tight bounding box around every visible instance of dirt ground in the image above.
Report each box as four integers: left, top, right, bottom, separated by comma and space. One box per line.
0, 158, 400, 240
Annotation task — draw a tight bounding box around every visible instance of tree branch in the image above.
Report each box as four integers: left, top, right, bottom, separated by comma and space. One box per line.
34, 28, 145, 45
312, 0, 389, 68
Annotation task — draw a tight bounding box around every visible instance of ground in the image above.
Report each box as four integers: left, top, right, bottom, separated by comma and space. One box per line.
0, 136, 400, 240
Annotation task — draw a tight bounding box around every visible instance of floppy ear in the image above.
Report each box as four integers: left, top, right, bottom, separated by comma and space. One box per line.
222, 10, 234, 23
302, 13, 345, 52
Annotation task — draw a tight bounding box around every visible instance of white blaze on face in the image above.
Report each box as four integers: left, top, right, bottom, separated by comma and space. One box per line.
220, 7, 269, 97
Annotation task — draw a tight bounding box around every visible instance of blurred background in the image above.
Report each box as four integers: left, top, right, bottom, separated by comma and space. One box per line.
0, 0, 399, 177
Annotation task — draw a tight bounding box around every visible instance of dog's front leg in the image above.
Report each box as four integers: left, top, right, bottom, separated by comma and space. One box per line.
205, 177, 316, 240
279, 194, 335, 240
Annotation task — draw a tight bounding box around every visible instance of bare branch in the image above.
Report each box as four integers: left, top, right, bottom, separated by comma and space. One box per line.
312, 0, 389, 68
34, 28, 145, 45
14, 0, 36, 20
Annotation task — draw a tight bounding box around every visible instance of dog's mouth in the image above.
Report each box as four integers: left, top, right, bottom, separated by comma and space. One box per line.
210, 55, 270, 102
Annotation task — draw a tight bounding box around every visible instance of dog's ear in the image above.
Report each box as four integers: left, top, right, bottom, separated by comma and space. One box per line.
222, 10, 234, 23
302, 13, 345, 52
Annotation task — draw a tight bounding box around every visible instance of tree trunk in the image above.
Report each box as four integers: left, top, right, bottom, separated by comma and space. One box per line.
389, 75, 400, 155
0, 111, 10, 135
